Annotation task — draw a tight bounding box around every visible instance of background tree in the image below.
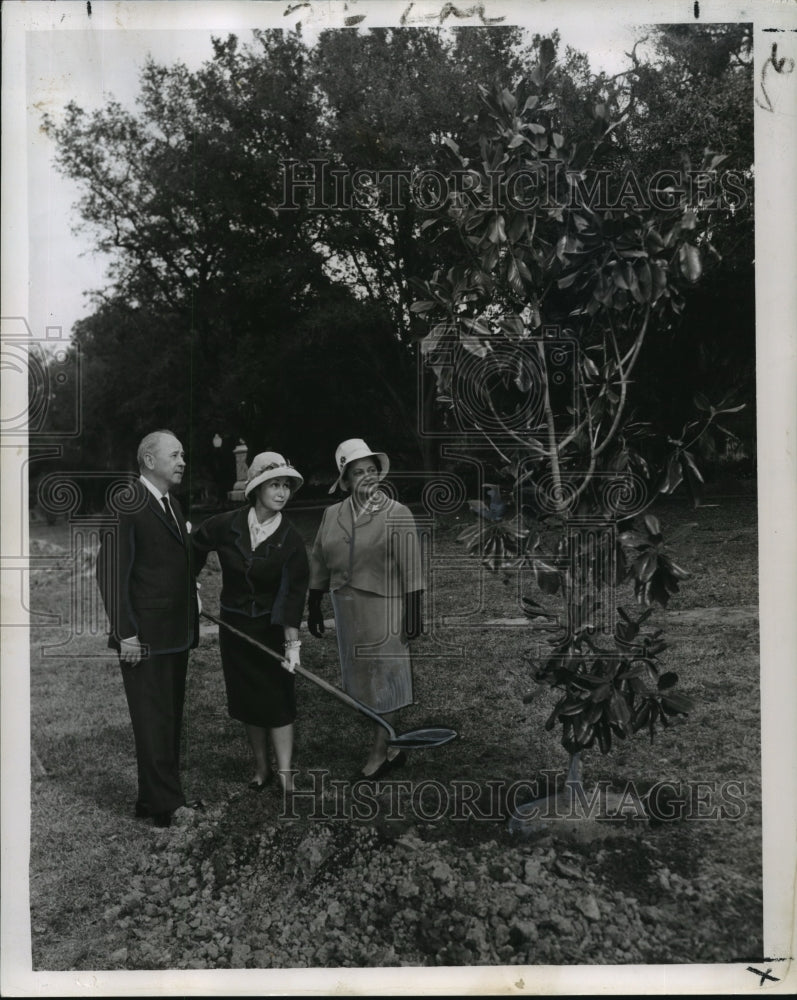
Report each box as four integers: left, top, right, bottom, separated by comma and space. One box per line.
38, 24, 753, 508
304, 26, 536, 469
588, 24, 755, 462
41, 27, 530, 487
43, 30, 345, 491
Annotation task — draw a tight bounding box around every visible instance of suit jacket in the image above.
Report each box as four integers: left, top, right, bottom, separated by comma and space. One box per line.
191, 507, 309, 628
309, 496, 424, 597
96, 479, 198, 655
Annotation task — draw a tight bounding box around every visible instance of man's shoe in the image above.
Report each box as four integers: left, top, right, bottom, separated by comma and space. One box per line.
151, 811, 172, 828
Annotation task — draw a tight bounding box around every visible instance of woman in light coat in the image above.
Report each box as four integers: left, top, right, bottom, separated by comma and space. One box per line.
307, 439, 424, 780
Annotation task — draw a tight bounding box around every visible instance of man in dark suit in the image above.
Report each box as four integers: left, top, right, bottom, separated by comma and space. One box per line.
97, 429, 200, 828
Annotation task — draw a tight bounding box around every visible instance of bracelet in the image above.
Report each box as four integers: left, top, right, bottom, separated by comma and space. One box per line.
285, 639, 302, 649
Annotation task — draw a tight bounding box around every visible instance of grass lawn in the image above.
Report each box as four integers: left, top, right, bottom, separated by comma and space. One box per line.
26, 489, 761, 970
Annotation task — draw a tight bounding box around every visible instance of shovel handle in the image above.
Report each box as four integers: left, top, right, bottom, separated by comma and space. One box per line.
199, 610, 397, 739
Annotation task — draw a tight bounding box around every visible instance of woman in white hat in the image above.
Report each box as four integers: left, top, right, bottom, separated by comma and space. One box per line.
192, 452, 309, 795
307, 439, 424, 780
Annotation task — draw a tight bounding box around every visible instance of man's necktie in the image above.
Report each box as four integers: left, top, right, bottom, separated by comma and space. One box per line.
160, 494, 179, 532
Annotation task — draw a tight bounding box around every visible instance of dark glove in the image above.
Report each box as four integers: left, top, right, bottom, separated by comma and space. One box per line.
307, 589, 326, 638
403, 590, 423, 640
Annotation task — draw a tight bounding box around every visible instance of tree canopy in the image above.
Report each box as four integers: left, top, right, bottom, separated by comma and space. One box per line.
38, 23, 753, 502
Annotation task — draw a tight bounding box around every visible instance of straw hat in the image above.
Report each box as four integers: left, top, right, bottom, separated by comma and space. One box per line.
329, 438, 390, 494
244, 451, 304, 498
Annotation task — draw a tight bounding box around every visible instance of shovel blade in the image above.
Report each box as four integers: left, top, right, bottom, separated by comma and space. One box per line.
388, 727, 458, 750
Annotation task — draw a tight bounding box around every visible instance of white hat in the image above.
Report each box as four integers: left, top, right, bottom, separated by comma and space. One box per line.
329, 438, 390, 494
245, 451, 304, 498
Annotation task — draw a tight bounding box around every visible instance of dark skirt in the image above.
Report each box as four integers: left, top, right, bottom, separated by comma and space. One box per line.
218, 610, 296, 728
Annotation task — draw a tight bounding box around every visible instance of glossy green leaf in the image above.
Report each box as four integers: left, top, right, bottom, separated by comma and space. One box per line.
660, 692, 693, 715
637, 260, 652, 302
679, 242, 702, 282
644, 514, 661, 538
681, 450, 704, 483
500, 88, 517, 113
557, 270, 579, 289
461, 334, 490, 358
507, 256, 525, 296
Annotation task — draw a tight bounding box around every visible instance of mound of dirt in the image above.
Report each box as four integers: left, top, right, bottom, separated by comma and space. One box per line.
95, 786, 760, 970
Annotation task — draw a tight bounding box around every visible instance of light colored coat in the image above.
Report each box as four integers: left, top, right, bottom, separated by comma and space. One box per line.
309, 496, 424, 597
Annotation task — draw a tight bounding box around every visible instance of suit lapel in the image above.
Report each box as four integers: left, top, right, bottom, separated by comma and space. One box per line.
348, 494, 392, 532
170, 494, 188, 545
336, 500, 354, 540
231, 507, 253, 561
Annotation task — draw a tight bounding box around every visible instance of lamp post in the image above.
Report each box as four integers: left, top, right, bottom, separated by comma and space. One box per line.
228, 440, 248, 503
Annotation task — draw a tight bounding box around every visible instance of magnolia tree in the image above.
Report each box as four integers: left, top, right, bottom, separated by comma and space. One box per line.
411, 63, 745, 815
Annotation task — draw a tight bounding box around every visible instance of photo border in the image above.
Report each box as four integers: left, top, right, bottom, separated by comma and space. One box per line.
2, 0, 795, 995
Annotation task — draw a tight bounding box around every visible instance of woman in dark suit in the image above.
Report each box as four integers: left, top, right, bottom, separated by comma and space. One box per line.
192, 452, 309, 794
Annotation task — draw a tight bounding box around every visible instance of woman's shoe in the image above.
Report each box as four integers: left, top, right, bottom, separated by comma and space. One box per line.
248, 772, 274, 792
276, 773, 296, 795
356, 750, 407, 783
382, 750, 408, 774
356, 760, 387, 781
349, 768, 375, 784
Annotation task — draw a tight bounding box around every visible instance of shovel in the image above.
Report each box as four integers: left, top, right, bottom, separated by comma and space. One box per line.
200, 610, 457, 750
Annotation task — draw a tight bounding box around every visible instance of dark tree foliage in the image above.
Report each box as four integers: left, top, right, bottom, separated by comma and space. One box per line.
587, 24, 755, 459
37, 24, 753, 508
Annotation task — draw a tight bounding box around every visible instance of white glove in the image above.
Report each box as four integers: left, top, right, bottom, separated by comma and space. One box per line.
283, 641, 301, 673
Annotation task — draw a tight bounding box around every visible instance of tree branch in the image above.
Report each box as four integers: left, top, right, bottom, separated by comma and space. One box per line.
594, 306, 650, 458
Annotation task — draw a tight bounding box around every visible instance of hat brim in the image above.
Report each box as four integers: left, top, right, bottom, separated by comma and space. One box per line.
330, 451, 389, 494
245, 468, 304, 498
